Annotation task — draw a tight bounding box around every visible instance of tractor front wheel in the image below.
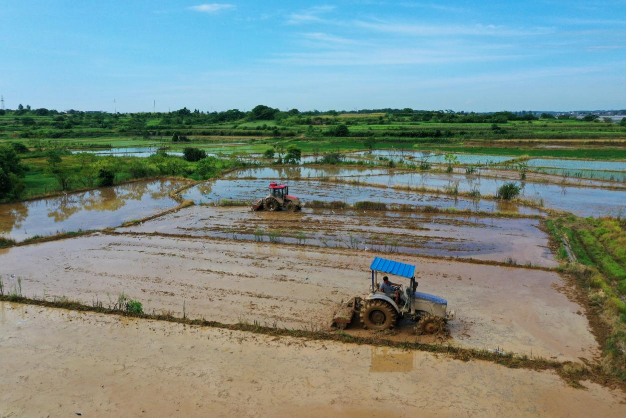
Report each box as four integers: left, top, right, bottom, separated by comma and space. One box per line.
265, 198, 280, 211
415, 314, 447, 336
360, 300, 397, 330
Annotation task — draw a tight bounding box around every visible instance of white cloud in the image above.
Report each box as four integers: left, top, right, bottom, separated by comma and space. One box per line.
286, 5, 336, 25
355, 21, 553, 36
188, 4, 236, 13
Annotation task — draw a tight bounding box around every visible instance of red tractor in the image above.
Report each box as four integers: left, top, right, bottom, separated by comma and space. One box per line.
252, 182, 302, 212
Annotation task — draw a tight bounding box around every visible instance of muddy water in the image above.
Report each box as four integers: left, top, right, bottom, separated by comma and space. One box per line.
122, 206, 557, 266
0, 180, 185, 240
352, 171, 626, 217
0, 234, 597, 361
1, 304, 623, 417
182, 179, 543, 215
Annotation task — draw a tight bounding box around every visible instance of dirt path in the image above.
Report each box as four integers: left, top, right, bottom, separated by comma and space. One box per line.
0, 233, 597, 361
0, 303, 623, 417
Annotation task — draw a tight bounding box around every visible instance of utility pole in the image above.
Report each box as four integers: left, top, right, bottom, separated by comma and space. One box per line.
114, 98, 117, 114
153, 100, 156, 113
1, 95, 5, 110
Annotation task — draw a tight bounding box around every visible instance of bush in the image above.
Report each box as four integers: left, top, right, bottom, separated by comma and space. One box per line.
98, 168, 115, 186
496, 182, 521, 200
263, 148, 275, 159
10, 142, 29, 153
129, 161, 158, 178
183, 147, 207, 162
320, 152, 344, 164
126, 299, 143, 314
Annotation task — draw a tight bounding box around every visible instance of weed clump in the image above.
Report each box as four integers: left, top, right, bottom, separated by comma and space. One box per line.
354, 201, 387, 211
496, 182, 521, 200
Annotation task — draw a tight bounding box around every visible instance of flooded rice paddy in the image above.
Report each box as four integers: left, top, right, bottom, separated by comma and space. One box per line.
71, 147, 183, 157
350, 171, 626, 217
182, 178, 543, 215
0, 179, 185, 241
186, 166, 626, 217
122, 206, 556, 266
0, 234, 596, 360
353, 150, 515, 165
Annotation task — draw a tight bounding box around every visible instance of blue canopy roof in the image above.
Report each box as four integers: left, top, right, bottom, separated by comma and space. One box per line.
370, 257, 415, 279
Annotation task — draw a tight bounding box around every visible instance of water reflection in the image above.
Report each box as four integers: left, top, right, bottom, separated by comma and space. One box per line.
0, 180, 184, 240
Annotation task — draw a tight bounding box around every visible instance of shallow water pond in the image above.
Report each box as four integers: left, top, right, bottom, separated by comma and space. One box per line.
0, 180, 185, 241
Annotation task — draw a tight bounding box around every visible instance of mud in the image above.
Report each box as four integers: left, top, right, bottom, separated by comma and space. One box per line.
1, 303, 623, 417
0, 233, 597, 361
182, 179, 543, 215
0, 179, 186, 241
121, 206, 557, 266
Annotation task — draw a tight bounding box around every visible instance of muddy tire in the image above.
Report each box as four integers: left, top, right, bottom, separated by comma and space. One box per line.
360, 300, 397, 330
415, 314, 446, 335
286, 202, 297, 212
265, 198, 280, 211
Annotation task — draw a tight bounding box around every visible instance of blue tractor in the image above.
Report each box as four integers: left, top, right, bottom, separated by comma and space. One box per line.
332, 257, 455, 335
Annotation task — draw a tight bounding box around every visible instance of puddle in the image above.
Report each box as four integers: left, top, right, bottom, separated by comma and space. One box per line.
370, 347, 414, 373
0, 179, 185, 240
182, 179, 543, 215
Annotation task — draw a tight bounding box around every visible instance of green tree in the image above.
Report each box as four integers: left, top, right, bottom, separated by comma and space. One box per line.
284, 145, 302, 164
183, 147, 207, 162
364, 137, 376, 151
334, 124, 349, 137
249, 105, 279, 120
620, 118, 626, 127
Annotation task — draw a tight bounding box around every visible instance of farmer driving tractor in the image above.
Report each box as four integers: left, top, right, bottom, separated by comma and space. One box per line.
379, 276, 401, 304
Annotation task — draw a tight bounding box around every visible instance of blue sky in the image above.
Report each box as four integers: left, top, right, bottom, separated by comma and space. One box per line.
1, 1, 625, 112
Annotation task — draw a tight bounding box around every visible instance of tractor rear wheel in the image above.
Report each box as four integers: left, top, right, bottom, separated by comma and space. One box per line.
415, 314, 447, 336
265, 197, 280, 211
360, 300, 397, 330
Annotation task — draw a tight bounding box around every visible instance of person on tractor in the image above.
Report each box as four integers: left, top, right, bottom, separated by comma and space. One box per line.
379, 276, 401, 304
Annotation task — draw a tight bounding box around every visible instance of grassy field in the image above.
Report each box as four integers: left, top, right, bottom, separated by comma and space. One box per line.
547, 215, 626, 380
